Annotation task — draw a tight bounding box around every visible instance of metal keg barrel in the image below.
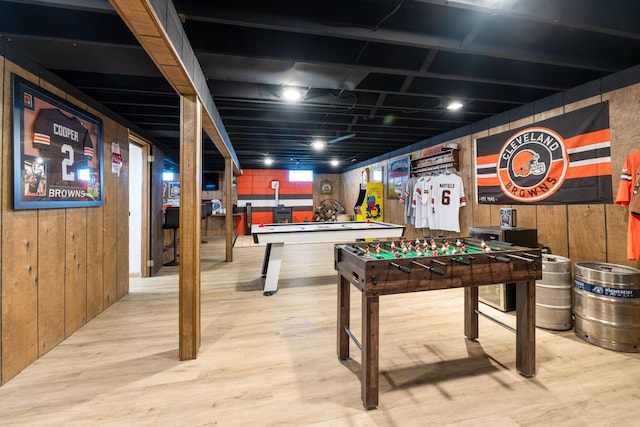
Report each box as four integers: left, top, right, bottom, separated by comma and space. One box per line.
536, 255, 572, 330
573, 262, 640, 352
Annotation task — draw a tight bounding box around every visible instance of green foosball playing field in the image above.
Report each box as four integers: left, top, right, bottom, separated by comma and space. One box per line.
356, 238, 487, 259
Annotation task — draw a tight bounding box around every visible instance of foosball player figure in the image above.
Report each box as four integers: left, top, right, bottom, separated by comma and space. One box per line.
456, 239, 462, 248
376, 243, 381, 254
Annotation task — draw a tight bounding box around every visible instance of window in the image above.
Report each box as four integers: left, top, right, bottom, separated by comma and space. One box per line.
289, 170, 313, 182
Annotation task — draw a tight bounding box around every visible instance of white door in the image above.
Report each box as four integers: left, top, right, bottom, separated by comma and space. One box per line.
129, 143, 143, 276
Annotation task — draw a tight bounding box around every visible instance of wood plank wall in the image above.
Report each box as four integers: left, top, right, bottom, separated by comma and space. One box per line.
340, 89, 640, 270
313, 174, 344, 217
0, 60, 130, 383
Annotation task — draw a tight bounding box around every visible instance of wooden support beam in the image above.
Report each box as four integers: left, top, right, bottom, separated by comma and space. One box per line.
224, 158, 234, 262
178, 94, 202, 360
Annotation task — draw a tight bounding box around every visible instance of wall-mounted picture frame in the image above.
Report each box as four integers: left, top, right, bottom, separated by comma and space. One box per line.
12, 74, 103, 209
387, 155, 410, 199
372, 166, 383, 183
321, 179, 333, 194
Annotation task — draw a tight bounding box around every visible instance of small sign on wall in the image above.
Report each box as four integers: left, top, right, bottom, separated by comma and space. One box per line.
111, 142, 122, 175
321, 179, 332, 194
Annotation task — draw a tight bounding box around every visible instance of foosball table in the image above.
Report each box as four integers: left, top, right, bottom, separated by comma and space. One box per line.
334, 237, 542, 410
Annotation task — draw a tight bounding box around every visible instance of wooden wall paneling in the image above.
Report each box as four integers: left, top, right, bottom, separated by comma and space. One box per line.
565, 96, 603, 114
455, 137, 473, 235
37, 209, 66, 356
567, 204, 606, 264
1, 209, 38, 383
472, 203, 492, 230
116, 125, 129, 299
605, 204, 633, 267
150, 146, 165, 276
313, 173, 343, 216
0, 43, 4, 383
1, 63, 39, 383
101, 119, 118, 308
536, 205, 569, 257
64, 208, 88, 336
604, 85, 640, 268
514, 205, 537, 230
86, 204, 104, 321
510, 116, 534, 130
340, 170, 360, 221
533, 106, 565, 123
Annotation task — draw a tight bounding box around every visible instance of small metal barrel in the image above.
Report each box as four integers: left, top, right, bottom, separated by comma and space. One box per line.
573, 262, 640, 352
536, 255, 573, 330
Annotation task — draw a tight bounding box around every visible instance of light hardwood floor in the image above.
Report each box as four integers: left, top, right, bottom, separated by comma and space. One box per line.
1, 236, 639, 426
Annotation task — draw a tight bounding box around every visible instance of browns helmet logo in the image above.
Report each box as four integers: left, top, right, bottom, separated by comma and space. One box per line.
496, 127, 568, 202
512, 149, 546, 177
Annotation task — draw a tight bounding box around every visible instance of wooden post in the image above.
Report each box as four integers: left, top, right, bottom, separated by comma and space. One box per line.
225, 157, 233, 262
178, 94, 202, 360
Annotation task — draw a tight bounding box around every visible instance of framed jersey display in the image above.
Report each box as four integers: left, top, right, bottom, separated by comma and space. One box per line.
12, 74, 103, 209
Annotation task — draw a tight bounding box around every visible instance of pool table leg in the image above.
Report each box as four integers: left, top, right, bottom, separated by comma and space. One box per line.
262, 242, 284, 296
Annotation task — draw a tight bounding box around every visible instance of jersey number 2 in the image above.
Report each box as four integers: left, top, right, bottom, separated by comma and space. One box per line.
61, 143, 75, 181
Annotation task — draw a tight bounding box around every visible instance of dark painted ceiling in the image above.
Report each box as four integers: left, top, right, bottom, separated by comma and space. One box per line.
2, 0, 640, 173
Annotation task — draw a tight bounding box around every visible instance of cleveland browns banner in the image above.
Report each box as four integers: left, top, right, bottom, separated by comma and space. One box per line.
475, 102, 613, 204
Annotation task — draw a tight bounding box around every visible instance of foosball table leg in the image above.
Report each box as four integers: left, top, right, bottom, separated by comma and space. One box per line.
337, 275, 350, 360
361, 293, 379, 410
464, 286, 479, 340
516, 280, 536, 377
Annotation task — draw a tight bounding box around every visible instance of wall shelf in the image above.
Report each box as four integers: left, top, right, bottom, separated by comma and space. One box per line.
410, 148, 460, 176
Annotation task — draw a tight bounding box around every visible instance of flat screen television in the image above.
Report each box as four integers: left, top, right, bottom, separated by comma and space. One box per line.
202, 172, 219, 191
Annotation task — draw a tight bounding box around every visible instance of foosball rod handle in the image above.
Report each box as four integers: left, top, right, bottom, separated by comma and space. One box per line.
410, 260, 445, 276
487, 254, 511, 263
389, 261, 411, 274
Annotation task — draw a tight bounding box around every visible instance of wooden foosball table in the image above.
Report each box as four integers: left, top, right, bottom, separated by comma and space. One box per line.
334, 237, 542, 409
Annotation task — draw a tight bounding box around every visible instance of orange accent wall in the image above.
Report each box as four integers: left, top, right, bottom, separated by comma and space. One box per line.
237, 170, 313, 196
237, 170, 314, 223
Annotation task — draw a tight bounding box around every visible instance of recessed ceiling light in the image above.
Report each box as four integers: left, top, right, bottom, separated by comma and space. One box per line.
282, 87, 302, 102
264, 157, 273, 165
312, 139, 325, 150
330, 159, 340, 167
447, 101, 463, 111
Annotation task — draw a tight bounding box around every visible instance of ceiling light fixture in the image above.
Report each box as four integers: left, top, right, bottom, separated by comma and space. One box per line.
330, 159, 340, 167
264, 157, 274, 165
312, 139, 326, 150
282, 87, 302, 102
447, 101, 463, 111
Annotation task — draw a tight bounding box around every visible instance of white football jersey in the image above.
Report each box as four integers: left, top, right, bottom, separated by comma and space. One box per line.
412, 176, 431, 229
428, 173, 466, 232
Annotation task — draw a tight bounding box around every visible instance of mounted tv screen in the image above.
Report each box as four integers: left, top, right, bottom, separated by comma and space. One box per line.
202, 172, 219, 191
